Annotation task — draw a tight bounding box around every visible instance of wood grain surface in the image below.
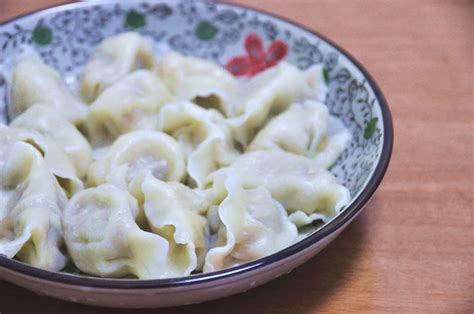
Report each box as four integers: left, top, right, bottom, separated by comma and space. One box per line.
0, 0, 472, 313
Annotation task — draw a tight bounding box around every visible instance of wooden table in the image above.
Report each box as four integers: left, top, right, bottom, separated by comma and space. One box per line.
1, 0, 472, 312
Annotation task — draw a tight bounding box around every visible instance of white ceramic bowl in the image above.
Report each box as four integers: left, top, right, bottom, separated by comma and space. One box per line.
0, 0, 393, 308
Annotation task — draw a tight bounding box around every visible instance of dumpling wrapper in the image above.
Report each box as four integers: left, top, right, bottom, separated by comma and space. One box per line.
62, 184, 175, 279
228, 62, 328, 146
0, 124, 83, 197
0, 141, 68, 271
141, 175, 210, 273
11, 104, 93, 178
11, 53, 88, 124
247, 100, 351, 168
207, 151, 351, 223
87, 130, 186, 226
159, 51, 238, 116
204, 175, 297, 272
86, 70, 172, 147
158, 101, 239, 188
80, 32, 156, 102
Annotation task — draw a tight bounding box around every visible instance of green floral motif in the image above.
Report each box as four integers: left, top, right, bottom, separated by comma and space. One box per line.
195, 21, 218, 41
322, 68, 330, 85
364, 117, 379, 140
32, 25, 52, 46
0, 2, 386, 198
125, 10, 146, 29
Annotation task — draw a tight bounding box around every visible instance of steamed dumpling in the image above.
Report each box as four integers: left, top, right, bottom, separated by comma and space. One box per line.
158, 101, 239, 188
2, 37, 353, 277
0, 141, 68, 271
86, 70, 172, 146
80, 32, 156, 102
204, 175, 297, 272
0, 124, 83, 197
11, 54, 88, 124
87, 130, 186, 192
247, 100, 351, 168
62, 185, 171, 279
10, 104, 92, 178
229, 62, 327, 146
159, 51, 238, 116
208, 151, 351, 222
141, 175, 210, 273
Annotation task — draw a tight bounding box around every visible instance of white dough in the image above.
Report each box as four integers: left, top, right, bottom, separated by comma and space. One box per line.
80, 32, 156, 102
11, 53, 88, 124
0, 142, 68, 271
159, 51, 238, 116
247, 100, 351, 168
11, 104, 93, 178
204, 175, 297, 272
208, 151, 351, 220
142, 175, 210, 273
62, 185, 170, 279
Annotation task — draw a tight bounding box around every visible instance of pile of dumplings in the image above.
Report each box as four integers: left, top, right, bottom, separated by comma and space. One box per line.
0, 32, 352, 279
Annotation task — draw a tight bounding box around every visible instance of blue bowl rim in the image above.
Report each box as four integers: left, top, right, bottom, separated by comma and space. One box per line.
0, 0, 394, 289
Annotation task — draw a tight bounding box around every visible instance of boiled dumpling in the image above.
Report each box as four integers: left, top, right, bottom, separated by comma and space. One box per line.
287, 211, 329, 228
247, 100, 351, 168
229, 62, 327, 146
302, 64, 328, 102
159, 51, 238, 116
62, 184, 172, 279
86, 70, 172, 146
204, 175, 297, 272
0, 124, 83, 197
157, 101, 239, 188
141, 175, 210, 273
312, 116, 353, 169
11, 53, 88, 124
10, 104, 92, 178
87, 130, 186, 194
80, 32, 156, 102
208, 151, 351, 221
3, 39, 352, 276
0, 141, 68, 271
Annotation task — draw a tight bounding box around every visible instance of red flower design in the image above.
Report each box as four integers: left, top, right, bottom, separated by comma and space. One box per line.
226, 33, 288, 77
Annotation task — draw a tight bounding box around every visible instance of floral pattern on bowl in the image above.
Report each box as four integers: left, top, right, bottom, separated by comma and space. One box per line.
0, 0, 383, 197
226, 33, 288, 76
0, 0, 392, 308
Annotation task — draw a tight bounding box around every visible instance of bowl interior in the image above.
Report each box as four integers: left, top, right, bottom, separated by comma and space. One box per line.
0, 0, 388, 280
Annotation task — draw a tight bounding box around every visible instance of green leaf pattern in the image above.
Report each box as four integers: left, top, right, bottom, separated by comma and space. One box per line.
32, 25, 52, 46
125, 10, 146, 29
364, 117, 378, 140
195, 21, 219, 41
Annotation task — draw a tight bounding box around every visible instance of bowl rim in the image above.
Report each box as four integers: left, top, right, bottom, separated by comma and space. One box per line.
0, 0, 393, 289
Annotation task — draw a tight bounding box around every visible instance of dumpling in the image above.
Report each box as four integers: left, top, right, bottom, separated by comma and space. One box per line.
229, 62, 327, 146
11, 54, 88, 124
86, 70, 172, 146
10, 104, 93, 178
141, 175, 210, 273
203, 175, 297, 272
87, 130, 186, 193
0, 124, 83, 197
0, 141, 68, 271
247, 100, 351, 168
302, 64, 328, 102
157, 101, 239, 188
62, 184, 172, 279
80, 32, 156, 102
286, 211, 329, 229
159, 51, 238, 116
208, 151, 351, 222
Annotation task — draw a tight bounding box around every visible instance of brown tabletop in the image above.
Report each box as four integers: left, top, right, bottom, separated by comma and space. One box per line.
1, 0, 472, 313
